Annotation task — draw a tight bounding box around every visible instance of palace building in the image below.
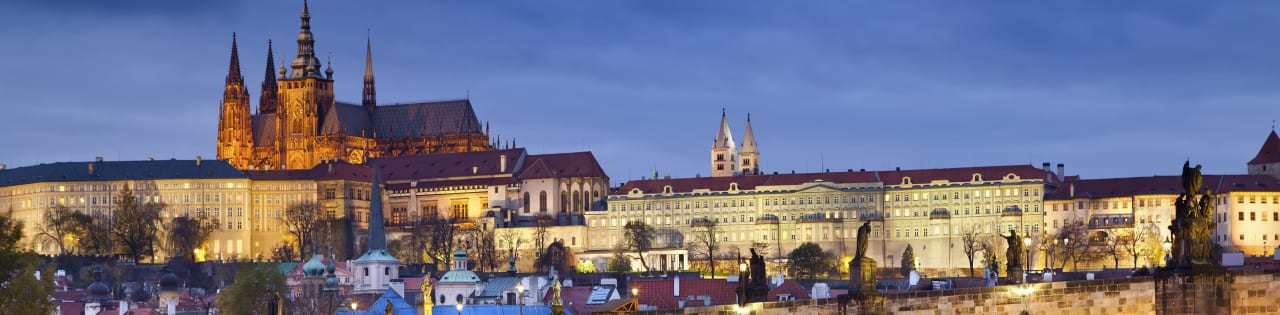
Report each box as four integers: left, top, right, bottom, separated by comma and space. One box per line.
583, 114, 1055, 274
217, 1, 493, 171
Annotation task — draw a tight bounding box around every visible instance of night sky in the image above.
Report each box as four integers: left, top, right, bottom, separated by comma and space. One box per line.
3, 1, 1280, 184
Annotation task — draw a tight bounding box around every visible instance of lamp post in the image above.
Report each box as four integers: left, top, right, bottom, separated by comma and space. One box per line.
516, 282, 525, 315
1062, 238, 1070, 271
738, 262, 748, 307
350, 301, 357, 312
455, 300, 463, 315
1163, 236, 1172, 267
631, 287, 639, 313
1023, 237, 1031, 283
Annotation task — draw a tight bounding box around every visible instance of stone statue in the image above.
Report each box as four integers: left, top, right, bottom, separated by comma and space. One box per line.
749, 249, 767, 287
1170, 161, 1217, 266
1002, 229, 1023, 276
856, 221, 871, 260
385, 300, 394, 315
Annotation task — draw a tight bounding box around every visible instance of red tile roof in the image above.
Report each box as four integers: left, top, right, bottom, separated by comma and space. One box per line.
617, 165, 1050, 195
545, 286, 597, 314
630, 277, 738, 310
766, 280, 810, 301
517, 152, 608, 180
1047, 174, 1280, 200
1250, 131, 1280, 165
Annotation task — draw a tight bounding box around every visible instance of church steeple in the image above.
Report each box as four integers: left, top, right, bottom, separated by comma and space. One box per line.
362, 34, 377, 112
710, 109, 738, 177
290, 0, 322, 79
739, 113, 759, 175
217, 33, 253, 170
259, 40, 279, 114
368, 160, 386, 251
226, 33, 243, 84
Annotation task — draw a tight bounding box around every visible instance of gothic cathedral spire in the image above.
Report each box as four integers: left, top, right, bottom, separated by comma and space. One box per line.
291, 0, 322, 79
217, 33, 254, 170
740, 113, 759, 175
259, 40, 279, 114
711, 109, 738, 177
362, 34, 377, 113
367, 160, 387, 251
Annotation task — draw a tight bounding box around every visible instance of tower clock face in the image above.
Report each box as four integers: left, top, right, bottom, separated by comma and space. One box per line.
349, 150, 364, 164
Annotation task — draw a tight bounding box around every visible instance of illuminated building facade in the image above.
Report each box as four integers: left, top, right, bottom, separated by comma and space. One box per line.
217, 1, 493, 171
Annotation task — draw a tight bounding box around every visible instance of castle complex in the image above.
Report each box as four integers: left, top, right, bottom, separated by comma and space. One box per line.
216, 1, 492, 171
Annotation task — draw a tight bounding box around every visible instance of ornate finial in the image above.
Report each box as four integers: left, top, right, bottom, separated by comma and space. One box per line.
1273, 119, 1275, 131
747, 112, 751, 122
325, 52, 334, 78
722, 108, 726, 116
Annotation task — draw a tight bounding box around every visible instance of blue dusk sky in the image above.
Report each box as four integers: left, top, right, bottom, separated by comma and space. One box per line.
2, 1, 1280, 184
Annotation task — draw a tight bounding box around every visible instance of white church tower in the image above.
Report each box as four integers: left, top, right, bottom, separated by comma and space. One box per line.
739, 114, 759, 175
353, 160, 399, 294
711, 109, 738, 177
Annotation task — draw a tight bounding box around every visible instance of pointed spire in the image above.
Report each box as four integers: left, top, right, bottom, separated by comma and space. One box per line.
259, 39, 279, 114
712, 109, 736, 150
741, 113, 757, 153
362, 32, 377, 112
292, 0, 320, 78
324, 52, 334, 79
226, 33, 243, 84
367, 160, 386, 251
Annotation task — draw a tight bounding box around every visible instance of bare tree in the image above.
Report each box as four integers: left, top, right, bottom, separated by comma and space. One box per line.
961, 228, 984, 277
463, 228, 498, 272
424, 214, 458, 269
623, 220, 656, 273
110, 186, 165, 263
1053, 221, 1090, 271
166, 216, 219, 260
686, 218, 720, 277
532, 215, 553, 258
496, 228, 526, 268
280, 201, 325, 259
1115, 228, 1148, 269
79, 213, 114, 257
534, 240, 576, 275
34, 205, 88, 255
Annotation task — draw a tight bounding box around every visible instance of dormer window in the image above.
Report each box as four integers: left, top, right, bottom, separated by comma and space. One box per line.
729, 183, 739, 191
901, 177, 912, 185
971, 173, 983, 182
663, 185, 673, 194
1005, 173, 1018, 180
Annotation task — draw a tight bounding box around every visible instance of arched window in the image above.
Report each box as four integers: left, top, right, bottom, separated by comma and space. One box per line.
539, 191, 548, 212
384, 267, 390, 275
523, 192, 531, 213
364, 267, 369, 276
561, 192, 569, 212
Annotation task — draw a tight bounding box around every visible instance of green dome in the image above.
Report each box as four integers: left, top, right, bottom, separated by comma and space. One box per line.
302, 254, 326, 278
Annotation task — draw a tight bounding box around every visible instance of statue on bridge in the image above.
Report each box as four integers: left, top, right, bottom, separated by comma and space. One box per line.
1169, 161, 1217, 266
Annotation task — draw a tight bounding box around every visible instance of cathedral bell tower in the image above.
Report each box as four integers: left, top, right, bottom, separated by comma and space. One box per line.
277, 0, 335, 170
711, 109, 738, 177
739, 114, 760, 175
216, 33, 254, 170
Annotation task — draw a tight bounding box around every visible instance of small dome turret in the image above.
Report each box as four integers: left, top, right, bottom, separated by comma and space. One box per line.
303, 253, 326, 278
158, 268, 181, 292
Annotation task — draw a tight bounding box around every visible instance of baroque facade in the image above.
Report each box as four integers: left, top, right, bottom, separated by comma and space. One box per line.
217, 1, 493, 171
583, 115, 1053, 274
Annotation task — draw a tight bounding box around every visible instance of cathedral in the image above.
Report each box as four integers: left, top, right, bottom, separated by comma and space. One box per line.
217, 1, 493, 171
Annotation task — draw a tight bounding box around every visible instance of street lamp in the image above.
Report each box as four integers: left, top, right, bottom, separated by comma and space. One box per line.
1163, 236, 1172, 266
1062, 238, 1069, 271
350, 301, 357, 311
455, 300, 463, 315
515, 282, 525, 315
1023, 237, 1031, 283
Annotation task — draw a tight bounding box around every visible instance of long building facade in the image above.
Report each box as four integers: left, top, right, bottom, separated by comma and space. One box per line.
216, 1, 493, 171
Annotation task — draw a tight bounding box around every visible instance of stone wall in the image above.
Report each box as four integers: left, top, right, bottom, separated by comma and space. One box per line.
631, 269, 1280, 315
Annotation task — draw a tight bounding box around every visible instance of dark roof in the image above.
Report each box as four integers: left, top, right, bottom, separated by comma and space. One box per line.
245, 160, 372, 182
1249, 130, 1280, 165
372, 148, 526, 181
320, 102, 374, 137
370, 99, 482, 138
617, 165, 1049, 195
251, 114, 278, 146
517, 152, 608, 180
1046, 174, 1280, 200
0, 159, 246, 187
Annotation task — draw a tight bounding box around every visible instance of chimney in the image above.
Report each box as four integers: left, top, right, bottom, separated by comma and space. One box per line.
327, 163, 333, 173
1057, 163, 1065, 180
147, 157, 154, 162
1069, 183, 1075, 198
95, 157, 103, 162
196, 156, 202, 166
472, 166, 478, 174
673, 275, 680, 297
88, 163, 95, 175
1042, 162, 1051, 173
500, 154, 508, 173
